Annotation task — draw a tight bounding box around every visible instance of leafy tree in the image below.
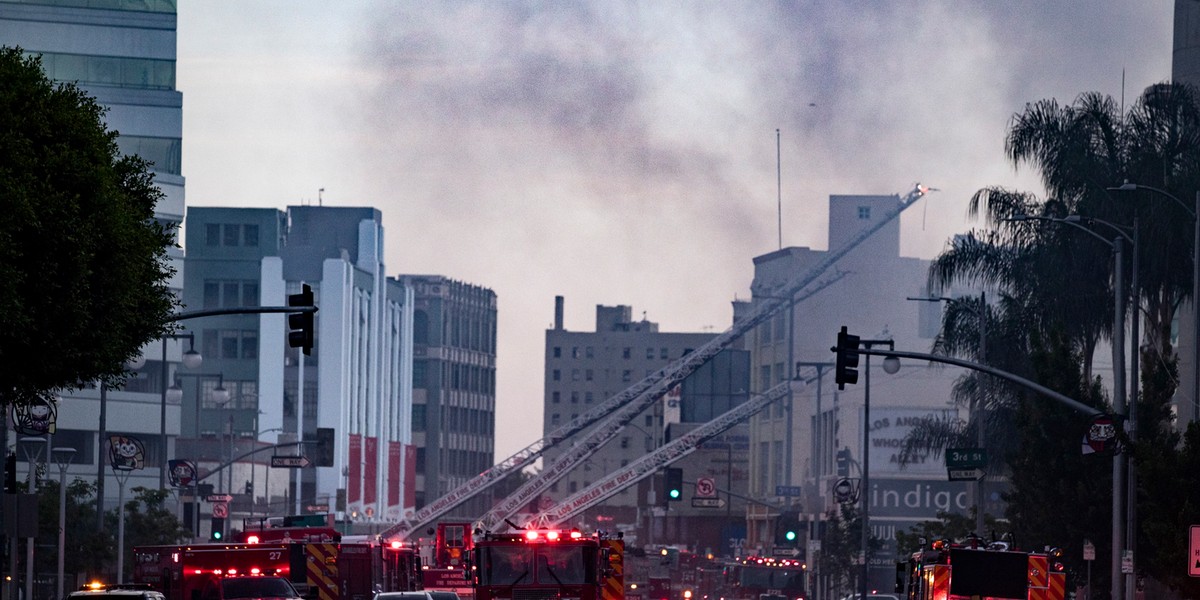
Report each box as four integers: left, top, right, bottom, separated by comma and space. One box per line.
34, 477, 116, 583
0, 46, 178, 406
106, 487, 193, 581
815, 504, 882, 599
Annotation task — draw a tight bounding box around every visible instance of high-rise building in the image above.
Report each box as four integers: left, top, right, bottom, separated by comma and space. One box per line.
0, 0, 187, 506
181, 205, 423, 526
541, 298, 748, 552
402, 275, 497, 519
747, 193, 961, 592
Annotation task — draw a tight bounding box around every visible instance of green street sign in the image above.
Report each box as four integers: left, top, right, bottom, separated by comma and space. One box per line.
945, 447, 987, 469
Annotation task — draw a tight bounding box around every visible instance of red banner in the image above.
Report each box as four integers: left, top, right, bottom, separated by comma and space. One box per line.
404, 444, 417, 509
388, 442, 402, 509
348, 434, 362, 505
364, 436, 378, 506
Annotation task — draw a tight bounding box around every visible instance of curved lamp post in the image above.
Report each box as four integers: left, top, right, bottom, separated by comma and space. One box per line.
1007, 213, 1130, 600
18, 437, 46, 600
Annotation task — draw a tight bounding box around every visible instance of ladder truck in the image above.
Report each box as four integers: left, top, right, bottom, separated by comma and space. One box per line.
897, 538, 1067, 600
378, 184, 934, 542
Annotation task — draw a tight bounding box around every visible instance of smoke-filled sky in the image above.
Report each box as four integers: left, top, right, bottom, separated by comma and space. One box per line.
177, 2, 1172, 461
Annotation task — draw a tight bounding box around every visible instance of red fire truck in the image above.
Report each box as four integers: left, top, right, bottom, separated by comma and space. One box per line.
722, 556, 807, 600
896, 538, 1066, 600
471, 529, 623, 600
133, 527, 422, 600
131, 543, 301, 600
421, 522, 474, 599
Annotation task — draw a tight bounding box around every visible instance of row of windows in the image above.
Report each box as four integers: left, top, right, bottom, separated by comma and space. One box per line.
413, 360, 495, 395
412, 310, 497, 354
412, 447, 492, 479
116, 135, 181, 175
551, 346, 692, 360
201, 328, 258, 360
33, 50, 175, 90
756, 313, 788, 346
411, 404, 493, 436
551, 368, 656, 383
203, 280, 259, 309
205, 223, 260, 247
10, 0, 176, 13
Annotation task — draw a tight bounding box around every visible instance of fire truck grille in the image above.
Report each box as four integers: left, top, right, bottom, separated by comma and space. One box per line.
513, 590, 560, 600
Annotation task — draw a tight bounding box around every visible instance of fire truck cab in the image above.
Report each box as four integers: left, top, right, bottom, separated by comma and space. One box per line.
471, 529, 623, 600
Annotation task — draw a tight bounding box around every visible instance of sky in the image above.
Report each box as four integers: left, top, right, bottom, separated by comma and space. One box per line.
176, 1, 1174, 461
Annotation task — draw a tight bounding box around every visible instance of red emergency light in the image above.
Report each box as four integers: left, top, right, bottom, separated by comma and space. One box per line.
390, 541, 404, 550
246, 535, 261, 544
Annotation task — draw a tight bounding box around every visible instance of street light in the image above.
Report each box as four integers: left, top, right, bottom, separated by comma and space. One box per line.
1007, 213, 1129, 600
168, 372, 227, 535
1109, 182, 1200, 427
52, 446, 76, 600
907, 293, 988, 536
160, 333, 202, 490
18, 437, 46, 600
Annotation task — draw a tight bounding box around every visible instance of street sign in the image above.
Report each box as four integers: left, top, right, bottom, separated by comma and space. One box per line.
691, 497, 725, 508
947, 468, 985, 482
945, 447, 987, 469
696, 477, 717, 498
1191, 526, 1200, 577
774, 485, 803, 497
307, 504, 330, 513
1083, 539, 1095, 561
211, 502, 228, 518
271, 455, 311, 468
205, 494, 233, 503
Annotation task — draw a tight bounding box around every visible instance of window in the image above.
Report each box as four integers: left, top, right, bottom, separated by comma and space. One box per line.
413, 360, 427, 388
552, 392, 561, 404
205, 224, 220, 247
553, 347, 562, 358
646, 348, 655, 359
585, 346, 594, 358
552, 370, 561, 382
243, 224, 259, 246
572, 369, 581, 381
585, 369, 593, 381
572, 347, 580, 358
412, 404, 426, 431
623, 347, 631, 359
571, 392, 579, 404
858, 206, 871, 219
622, 370, 632, 382
760, 365, 771, 390
223, 224, 239, 246
660, 348, 668, 359
585, 392, 594, 404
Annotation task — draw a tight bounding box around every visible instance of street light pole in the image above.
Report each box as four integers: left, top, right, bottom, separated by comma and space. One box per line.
853, 337, 893, 600
19, 437, 46, 600
52, 447, 76, 600
1007, 213, 1127, 600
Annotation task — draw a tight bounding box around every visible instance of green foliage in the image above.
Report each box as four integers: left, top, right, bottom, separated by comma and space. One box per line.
107, 487, 194, 580
0, 46, 178, 404
816, 504, 883, 597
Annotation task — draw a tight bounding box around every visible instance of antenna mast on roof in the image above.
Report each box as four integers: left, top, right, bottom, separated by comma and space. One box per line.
319, 187, 325, 206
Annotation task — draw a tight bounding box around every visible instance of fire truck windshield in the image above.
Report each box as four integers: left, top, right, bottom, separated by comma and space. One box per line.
536, 546, 593, 585
477, 545, 597, 586
479, 547, 532, 586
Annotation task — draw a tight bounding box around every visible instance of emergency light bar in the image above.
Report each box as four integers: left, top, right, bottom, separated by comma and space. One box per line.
521, 528, 585, 542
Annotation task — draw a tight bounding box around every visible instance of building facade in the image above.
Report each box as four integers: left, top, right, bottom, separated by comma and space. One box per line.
403, 275, 498, 519
747, 194, 963, 592
0, 0, 188, 509
541, 298, 750, 554
181, 205, 425, 530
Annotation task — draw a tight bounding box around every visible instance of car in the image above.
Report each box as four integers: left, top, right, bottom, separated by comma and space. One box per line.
372, 593, 435, 600
66, 584, 166, 600
837, 594, 900, 600
426, 592, 461, 600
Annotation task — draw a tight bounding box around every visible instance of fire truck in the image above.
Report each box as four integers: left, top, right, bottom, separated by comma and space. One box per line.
471, 529, 624, 600
722, 556, 807, 600
130, 543, 302, 600
132, 527, 422, 600
420, 522, 474, 599
896, 538, 1066, 600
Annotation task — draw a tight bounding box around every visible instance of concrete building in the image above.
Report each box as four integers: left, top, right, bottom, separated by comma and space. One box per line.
542, 298, 750, 555
0, 1, 188, 509
746, 194, 963, 592
403, 275, 498, 519
181, 205, 423, 530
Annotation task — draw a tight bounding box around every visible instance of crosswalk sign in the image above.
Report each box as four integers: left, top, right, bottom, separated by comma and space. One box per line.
1190, 525, 1200, 577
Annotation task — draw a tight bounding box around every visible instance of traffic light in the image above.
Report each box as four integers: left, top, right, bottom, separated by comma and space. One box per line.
288, 283, 315, 355
244, 481, 253, 495
836, 447, 852, 477
210, 517, 225, 541
314, 427, 335, 467
834, 326, 860, 389
5, 453, 15, 493
664, 467, 683, 502
774, 510, 802, 546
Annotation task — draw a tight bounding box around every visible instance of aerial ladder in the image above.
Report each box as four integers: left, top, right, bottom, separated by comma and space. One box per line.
526, 377, 795, 528
379, 183, 934, 541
